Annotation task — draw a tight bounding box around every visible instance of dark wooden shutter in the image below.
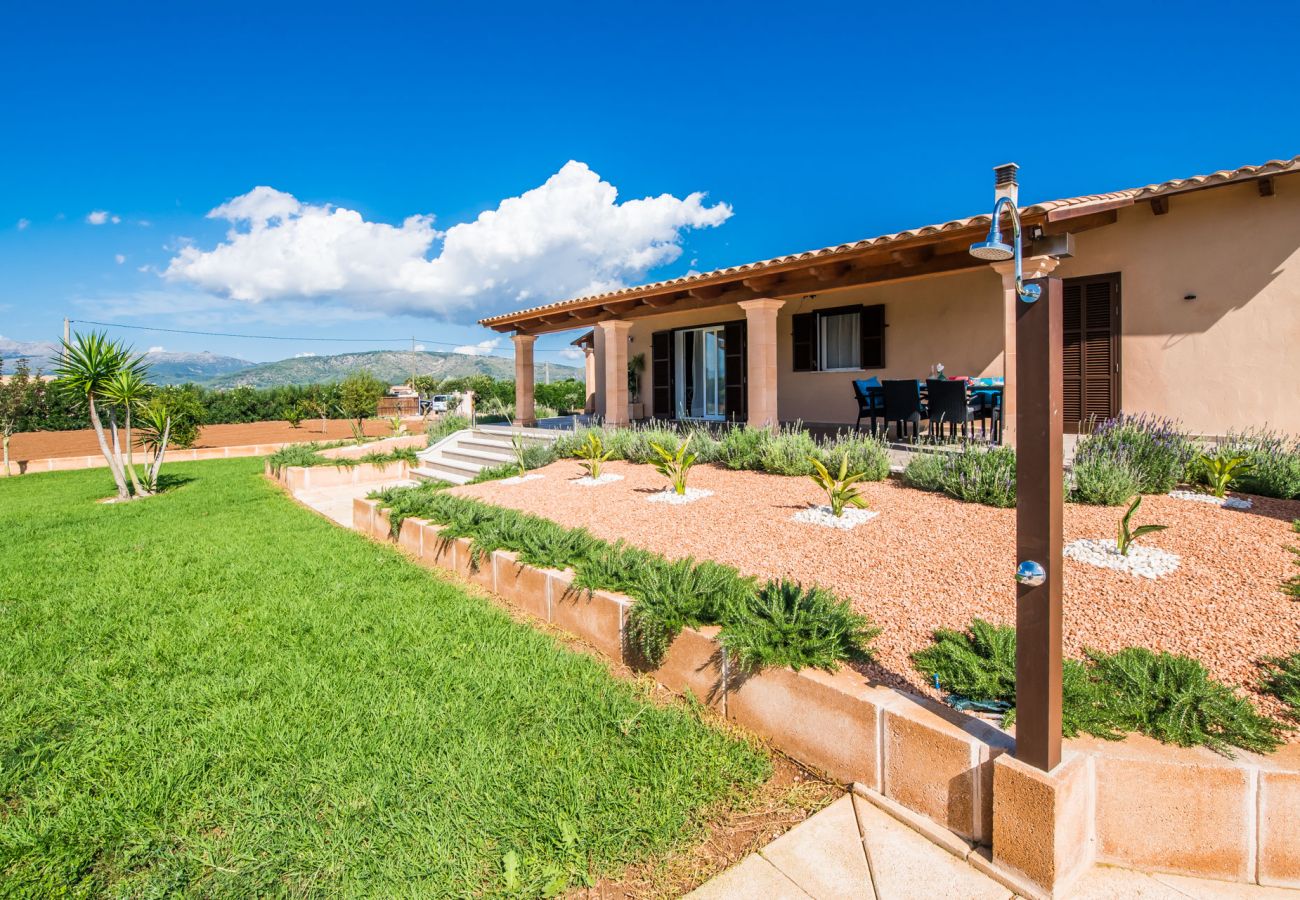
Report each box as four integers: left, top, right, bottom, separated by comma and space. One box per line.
860, 304, 885, 369
1062, 274, 1120, 432
723, 320, 747, 421
651, 330, 673, 419
792, 312, 817, 371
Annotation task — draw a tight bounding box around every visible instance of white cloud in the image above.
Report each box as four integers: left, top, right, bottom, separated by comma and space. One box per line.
163, 161, 731, 319
294, 351, 317, 358
147, 345, 165, 353
413, 343, 425, 351
453, 338, 501, 356
86, 210, 120, 225
558, 347, 585, 361
114, 254, 126, 264
16, 218, 30, 231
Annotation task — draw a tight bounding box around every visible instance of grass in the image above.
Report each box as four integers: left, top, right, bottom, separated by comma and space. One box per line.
0, 460, 771, 897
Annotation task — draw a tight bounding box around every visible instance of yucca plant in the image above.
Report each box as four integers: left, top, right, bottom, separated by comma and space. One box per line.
574, 431, 613, 479
1116, 494, 1167, 555
510, 433, 529, 477
808, 453, 869, 517
1195, 450, 1253, 498
649, 435, 697, 495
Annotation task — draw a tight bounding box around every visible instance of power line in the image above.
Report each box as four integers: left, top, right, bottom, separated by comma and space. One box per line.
67, 317, 581, 359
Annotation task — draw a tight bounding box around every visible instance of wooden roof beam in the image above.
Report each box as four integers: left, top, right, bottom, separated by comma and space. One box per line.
1259, 176, 1276, 197
741, 274, 781, 294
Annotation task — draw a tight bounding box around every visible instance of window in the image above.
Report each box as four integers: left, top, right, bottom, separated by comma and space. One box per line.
819, 310, 860, 370
792, 304, 885, 372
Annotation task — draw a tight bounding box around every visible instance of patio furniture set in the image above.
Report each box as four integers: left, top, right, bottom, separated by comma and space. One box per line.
853, 377, 1004, 443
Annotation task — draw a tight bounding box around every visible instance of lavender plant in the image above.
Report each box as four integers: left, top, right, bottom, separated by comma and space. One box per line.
1221, 429, 1300, 500
1074, 414, 1195, 495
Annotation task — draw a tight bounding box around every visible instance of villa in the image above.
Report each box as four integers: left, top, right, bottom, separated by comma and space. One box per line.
481, 156, 1300, 442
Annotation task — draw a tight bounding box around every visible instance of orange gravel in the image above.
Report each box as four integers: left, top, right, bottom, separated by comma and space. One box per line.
455, 459, 1300, 714
9, 419, 394, 460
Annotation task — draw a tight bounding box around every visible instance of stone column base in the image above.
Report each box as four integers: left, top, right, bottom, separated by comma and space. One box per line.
990, 751, 1094, 899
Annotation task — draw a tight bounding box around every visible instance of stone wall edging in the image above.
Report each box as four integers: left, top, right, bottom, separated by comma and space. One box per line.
350, 498, 1300, 893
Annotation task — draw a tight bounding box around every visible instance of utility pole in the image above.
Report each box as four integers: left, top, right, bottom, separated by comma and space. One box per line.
63, 317, 70, 344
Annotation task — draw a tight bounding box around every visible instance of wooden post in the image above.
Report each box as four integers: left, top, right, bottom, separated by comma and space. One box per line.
1015, 276, 1063, 771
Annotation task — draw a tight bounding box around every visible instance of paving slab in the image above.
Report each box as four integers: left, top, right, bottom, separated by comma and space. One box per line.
1152, 873, 1300, 898
685, 852, 811, 899
293, 480, 415, 526
853, 795, 1011, 900
760, 796, 872, 899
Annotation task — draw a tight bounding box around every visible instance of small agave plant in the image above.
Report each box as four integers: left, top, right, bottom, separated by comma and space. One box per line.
649, 435, 697, 496
510, 433, 529, 478
574, 432, 613, 480
808, 453, 869, 517
1116, 495, 1167, 556
1196, 450, 1253, 499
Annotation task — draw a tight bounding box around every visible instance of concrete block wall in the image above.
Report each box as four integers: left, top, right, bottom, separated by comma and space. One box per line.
346, 498, 1300, 896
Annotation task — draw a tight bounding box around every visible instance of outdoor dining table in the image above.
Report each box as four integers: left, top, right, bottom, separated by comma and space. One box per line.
858, 379, 1005, 440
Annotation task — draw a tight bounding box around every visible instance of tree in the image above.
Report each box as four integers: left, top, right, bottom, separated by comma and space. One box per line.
135, 388, 200, 489
0, 358, 46, 476
54, 332, 150, 501
102, 366, 153, 496
337, 370, 387, 429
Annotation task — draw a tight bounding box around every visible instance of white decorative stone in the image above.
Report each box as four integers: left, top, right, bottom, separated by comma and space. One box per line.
646, 487, 713, 505
573, 473, 624, 487
1064, 538, 1181, 580
500, 472, 544, 486
1167, 489, 1252, 510
792, 504, 879, 530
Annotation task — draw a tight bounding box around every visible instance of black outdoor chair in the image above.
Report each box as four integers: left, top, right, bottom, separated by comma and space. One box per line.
882, 379, 928, 443
852, 380, 885, 435
926, 379, 979, 440
969, 388, 1002, 442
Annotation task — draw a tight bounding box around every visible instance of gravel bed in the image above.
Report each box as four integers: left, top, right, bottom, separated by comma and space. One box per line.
1168, 489, 1253, 510
1063, 539, 1181, 580
499, 473, 544, 486
454, 459, 1300, 716
646, 487, 713, 505
793, 505, 879, 530
572, 473, 625, 487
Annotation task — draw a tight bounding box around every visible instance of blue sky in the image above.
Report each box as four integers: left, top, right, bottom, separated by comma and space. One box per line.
2, 1, 1295, 366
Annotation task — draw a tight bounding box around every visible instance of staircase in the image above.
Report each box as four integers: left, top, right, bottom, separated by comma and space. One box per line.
412, 425, 562, 485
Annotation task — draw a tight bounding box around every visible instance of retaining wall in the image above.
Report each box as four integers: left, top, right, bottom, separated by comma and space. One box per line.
348, 497, 1300, 898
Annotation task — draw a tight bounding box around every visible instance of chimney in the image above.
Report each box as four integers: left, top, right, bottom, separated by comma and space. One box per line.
993, 162, 1019, 205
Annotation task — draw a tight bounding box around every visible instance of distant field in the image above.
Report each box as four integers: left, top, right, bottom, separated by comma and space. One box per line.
0, 459, 768, 896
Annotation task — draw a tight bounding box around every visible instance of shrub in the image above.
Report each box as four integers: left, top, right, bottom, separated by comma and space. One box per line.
1088, 647, 1286, 756
682, 426, 723, 464
1075, 414, 1195, 494
1221, 429, 1300, 499
358, 446, 419, 467
1071, 444, 1141, 506
816, 431, 890, 482
428, 413, 470, 443
721, 580, 880, 674
1260, 653, 1300, 722
942, 444, 1017, 507
265, 442, 356, 475
758, 426, 819, 476
902, 451, 947, 493
717, 426, 771, 471
910, 619, 1120, 739
1285, 519, 1300, 601
623, 558, 755, 666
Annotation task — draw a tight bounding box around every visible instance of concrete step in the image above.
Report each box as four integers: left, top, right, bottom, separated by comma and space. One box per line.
441, 445, 513, 467
412, 457, 479, 484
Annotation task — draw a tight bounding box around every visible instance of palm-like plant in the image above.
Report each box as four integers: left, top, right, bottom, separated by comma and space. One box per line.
1195, 451, 1253, 499
101, 366, 153, 496
1116, 495, 1167, 556
574, 432, 612, 479
54, 332, 148, 500
808, 453, 869, 517
649, 435, 697, 495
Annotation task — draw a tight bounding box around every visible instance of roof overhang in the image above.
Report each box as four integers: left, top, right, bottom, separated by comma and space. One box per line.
480, 155, 1298, 335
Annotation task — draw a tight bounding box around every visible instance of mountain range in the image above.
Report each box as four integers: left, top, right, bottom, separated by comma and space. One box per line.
0, 340, 582, 388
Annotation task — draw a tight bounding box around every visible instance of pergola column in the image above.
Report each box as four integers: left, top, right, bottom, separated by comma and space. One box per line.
512, 333, 537, 426
583, 345, 597, 414
597, 320, 633, 426
738, 298, 784, 430
990, 256, 1060, 447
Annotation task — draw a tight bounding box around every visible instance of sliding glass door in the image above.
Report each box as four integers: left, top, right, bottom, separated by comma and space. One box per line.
674, 325, 726, 420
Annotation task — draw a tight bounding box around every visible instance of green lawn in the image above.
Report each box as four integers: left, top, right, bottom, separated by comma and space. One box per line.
0, 460, 769, 897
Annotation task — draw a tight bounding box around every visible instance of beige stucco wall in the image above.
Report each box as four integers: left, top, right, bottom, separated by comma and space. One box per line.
1050, 179, 1300, 435
580, 176, 1300, 433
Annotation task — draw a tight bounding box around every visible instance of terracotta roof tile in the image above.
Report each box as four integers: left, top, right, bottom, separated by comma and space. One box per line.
479, 155, 1299, 326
